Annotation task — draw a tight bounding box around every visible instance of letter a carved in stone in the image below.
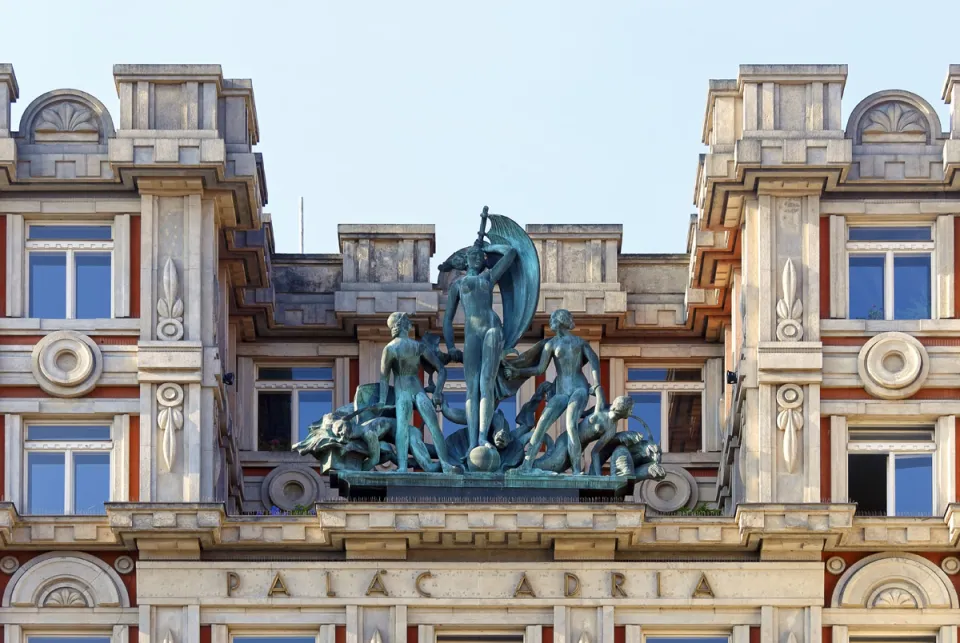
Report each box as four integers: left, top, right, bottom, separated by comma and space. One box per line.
514, 573, 536, 598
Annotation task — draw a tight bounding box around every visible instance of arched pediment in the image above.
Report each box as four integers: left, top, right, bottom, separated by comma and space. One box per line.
1, 552, 129, 608
845, 90, 942, 145
17, 89, 115, 144
832, 553, 957, 609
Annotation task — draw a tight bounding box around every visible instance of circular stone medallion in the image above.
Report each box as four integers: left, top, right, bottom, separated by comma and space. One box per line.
857, 332, 929, 400
31, 331, 103, 397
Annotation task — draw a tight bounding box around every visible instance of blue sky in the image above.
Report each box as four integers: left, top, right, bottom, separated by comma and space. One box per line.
2, 1, 957, 262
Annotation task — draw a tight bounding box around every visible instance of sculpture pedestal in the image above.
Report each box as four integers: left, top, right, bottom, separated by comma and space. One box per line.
330, 471, 633, 502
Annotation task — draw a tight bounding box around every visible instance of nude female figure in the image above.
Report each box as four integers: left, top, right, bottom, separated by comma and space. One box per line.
503, 308, 601, 475
443, 235, 518, 451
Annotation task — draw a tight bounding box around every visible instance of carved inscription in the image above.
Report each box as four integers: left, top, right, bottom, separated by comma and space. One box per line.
231, 569, 720, 599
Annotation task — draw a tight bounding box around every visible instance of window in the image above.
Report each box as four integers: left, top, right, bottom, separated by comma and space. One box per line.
441, 367, 466, 436
26, 224, 114, 319
29, 636, 111, 643
626, 368, 703, 453
847, 427, 935, 516
256, 366, 334, 451
24, 423, 111, 515
847, 225, 934, 320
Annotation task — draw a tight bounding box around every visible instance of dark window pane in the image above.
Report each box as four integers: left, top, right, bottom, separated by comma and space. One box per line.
29, 253, 67, 318
259, 367, 333, 381
27, 425, 111, 440
629, 392, 662, 444
298, 390, 333, 443
668, 392, 702, 453
498, 396, 517, 429
28, 225, 112, 240
627, 368, 700, 382
443, 390, 467, 436
848, 226, 931, 242
848, 255, 885, 320
893, 254, 931, 319
849, 453, 887, 515
895, 454, 933, 516
258, 392, 292, 451
75, 252, 112, 318
445, 367, 465, 381
74, 453, 110, 515
27, 452, 65, 514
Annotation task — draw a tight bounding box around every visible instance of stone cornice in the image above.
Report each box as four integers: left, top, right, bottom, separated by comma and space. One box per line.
1, 502, 958, 560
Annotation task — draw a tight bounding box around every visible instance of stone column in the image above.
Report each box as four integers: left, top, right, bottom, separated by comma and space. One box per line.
137, 180, 220, 503
745, 182, 825, 504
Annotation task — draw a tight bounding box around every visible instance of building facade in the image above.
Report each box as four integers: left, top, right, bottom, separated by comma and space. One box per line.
0, 62, 959, 643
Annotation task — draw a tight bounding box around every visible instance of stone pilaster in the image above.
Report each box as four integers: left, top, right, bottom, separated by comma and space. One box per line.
0, 63, 16, 179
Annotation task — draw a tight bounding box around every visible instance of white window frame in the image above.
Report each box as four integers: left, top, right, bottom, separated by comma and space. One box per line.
845, 222, 937, 321
24, 221, 116, 320
624, 365, 705, 453
22, 419, 119, 516
254, 363, 336, 449
847, 426, 937, 517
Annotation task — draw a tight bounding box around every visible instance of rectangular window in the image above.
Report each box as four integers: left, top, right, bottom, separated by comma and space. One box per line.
626, 366, 704, 452
847, 225, 934, 320
440, 368, 466, 437
847, 427, 935, 517
26, 223, 114, 319
256, 365, 334, 451
24, 423, 112, 515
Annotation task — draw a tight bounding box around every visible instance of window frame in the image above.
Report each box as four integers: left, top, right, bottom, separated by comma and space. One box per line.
22, 420, 115, 516
24, 221, 116, 320
624, 364, 705, 453
254, 363, 336, 450
847, 425, 937, 517
845, 222, 937, 321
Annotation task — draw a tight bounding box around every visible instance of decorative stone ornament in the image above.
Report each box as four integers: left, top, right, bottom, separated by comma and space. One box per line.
826, 556, 847, 575
637, 465, 699, 513
157, 383, 185, 472
775, 258, 803, 341
261, 465, 324, 511
857, 332, 929, 400
776, 384, 804, 474
0, 556, 20, 574
942, 557, 960, 575
31, 331, 103, 397
157, 257, 184, 341
113, 556, 134, 574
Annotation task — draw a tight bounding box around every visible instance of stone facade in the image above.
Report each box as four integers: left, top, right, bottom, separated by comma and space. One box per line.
0, 62, 959, 643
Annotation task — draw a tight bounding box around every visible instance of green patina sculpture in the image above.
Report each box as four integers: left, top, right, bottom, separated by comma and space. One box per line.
295, 207, 667, 488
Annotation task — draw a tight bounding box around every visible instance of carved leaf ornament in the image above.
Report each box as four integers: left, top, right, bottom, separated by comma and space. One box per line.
36, 102, 98, 133
157, 383, 185, 472
775, 258, 803, 341
157, 258, 185, 341
862, 102, 925, 136
776, 384, 804, 474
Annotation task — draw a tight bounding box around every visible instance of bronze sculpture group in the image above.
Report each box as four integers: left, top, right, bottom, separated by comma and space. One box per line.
295, 208, 666, 483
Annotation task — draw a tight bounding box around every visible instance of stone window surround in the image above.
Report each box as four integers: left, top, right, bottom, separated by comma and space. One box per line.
624, 363, 706, 453
213, 617, 750, 643
3, 413, 132, 511
832, 625, 950, 643
4, 211, 132, 320
253, 361, 337, 451
830, 415, 956, 515
828, 211, 956, 321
